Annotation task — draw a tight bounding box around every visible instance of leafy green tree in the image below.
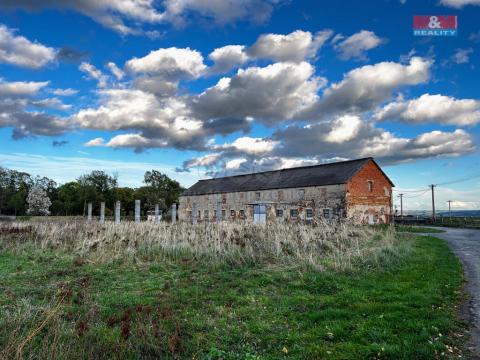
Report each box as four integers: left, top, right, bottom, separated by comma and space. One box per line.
143, 170, 184, 211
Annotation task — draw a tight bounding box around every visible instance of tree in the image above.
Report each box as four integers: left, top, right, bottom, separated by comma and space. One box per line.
143, 170, 184, 210
78, 171, 118, 214
27, 186, 51, 216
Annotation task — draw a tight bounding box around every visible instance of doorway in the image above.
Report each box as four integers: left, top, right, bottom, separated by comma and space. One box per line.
253, 204, 266, 224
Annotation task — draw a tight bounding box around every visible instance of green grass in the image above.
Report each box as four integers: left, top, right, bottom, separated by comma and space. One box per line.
395, 225, 446, 233
0, 235, 466, 359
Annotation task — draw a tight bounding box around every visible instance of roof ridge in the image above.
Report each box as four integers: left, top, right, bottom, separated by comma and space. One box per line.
198, 157, 373, 181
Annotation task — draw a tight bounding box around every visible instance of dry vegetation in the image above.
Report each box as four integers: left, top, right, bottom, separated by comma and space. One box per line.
0, 220, 466, 359
0, 220, 402, 271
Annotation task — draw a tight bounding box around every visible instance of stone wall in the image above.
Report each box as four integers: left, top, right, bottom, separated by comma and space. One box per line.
179, 184, 346, 223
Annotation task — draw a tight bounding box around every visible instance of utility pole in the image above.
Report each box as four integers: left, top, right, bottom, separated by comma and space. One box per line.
447, 200, 452, 218
398, 193, 404, 219
430, 184, 436, 221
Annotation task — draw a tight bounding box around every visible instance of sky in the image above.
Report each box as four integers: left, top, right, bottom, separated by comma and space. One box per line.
0, 0, 479, 212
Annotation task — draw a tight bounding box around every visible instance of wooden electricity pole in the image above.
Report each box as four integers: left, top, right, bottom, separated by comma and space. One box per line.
398, 193, 404, 218
430, 185, 436, 221
447, 200, 452, 218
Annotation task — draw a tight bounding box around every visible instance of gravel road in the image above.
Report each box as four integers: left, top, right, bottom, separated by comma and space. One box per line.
426, 227, 480, 357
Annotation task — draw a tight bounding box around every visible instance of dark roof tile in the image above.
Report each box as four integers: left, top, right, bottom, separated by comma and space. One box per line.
182, 157, 382, 196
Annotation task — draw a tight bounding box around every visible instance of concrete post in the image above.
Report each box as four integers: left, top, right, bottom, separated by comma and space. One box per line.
192, 203, 198, 224
135, 200, 141, 223
100, 202, 105, 224
216, 202, 222, 222
115, 201, 121, 224
171, 203, 176, 224
87, 202, 92, 222
155, 204, 160, 222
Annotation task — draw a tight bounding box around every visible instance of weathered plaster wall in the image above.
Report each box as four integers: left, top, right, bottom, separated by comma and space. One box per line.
179, 184, 346, 222
346, 161, 393, 224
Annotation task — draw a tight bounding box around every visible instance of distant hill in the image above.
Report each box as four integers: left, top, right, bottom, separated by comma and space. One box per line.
403, 210, 480, 218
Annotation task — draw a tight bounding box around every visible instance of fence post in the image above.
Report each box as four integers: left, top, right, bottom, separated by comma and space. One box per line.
192, 203, 197, 224
171, 204, 177, 224
135, 200, 141, 223
100, 202, 105, 224
87, 202, 92, 222
115, 201, 121, 224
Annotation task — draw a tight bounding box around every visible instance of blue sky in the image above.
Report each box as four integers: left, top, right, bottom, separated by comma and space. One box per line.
0, 0, 479, 211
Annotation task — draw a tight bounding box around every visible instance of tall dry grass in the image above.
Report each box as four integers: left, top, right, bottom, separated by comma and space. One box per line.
0, 220, 404, 271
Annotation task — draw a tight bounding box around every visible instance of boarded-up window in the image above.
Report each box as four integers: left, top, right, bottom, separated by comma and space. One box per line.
204, 210, 209, 218
255, 192, 261, 200
367, 181, 373, 192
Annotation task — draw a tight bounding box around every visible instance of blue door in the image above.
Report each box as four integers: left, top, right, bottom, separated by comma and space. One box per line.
253, 205, 266, 224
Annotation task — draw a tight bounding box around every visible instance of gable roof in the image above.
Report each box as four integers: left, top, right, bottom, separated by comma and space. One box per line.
182, 157, 393, 196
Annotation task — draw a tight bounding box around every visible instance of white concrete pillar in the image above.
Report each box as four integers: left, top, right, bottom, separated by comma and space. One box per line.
100, 202, 105, 224
115, 201, 121, 224
192, 203, 197, 224
135, 200, 141, 223
87, 202, 92, 222
171, 203, 176, 224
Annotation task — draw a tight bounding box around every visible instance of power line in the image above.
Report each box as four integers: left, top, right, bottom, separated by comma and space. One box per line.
402, 189, 430, 199
393, 188, 430, 193
436, 174, 480, 187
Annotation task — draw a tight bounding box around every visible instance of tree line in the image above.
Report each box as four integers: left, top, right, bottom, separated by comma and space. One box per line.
0, 167, 184, 217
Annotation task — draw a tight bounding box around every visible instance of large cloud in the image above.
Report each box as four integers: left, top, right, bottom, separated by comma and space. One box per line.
0, 80, 69, 138
375, 94, 480, 126
193, 61, 324, 125
0, 24, 56, 68
0, 0, 284, 35
125, 47, 206, 80
246, 29, 333, 62
208, 45, 249, 73
0, 80, 49, 96
333, 30, 383, 61
301, 56, 432, 119
439, 0, 480, 8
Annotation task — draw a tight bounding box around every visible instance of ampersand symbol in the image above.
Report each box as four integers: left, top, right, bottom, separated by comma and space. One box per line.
428, 16, 441, 29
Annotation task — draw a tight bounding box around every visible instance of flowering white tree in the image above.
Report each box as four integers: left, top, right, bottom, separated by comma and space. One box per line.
27, 186, 51, 216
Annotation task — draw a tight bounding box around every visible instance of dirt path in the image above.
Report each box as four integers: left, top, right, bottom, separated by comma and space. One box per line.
424, 227, 480, 357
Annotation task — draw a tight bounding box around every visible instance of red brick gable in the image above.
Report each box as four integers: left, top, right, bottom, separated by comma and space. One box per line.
346, 159, 393, 207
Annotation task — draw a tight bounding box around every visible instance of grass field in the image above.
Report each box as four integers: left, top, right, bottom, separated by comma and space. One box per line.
0, 222, 467, 359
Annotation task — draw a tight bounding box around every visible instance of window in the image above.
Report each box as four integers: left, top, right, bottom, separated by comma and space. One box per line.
197, 210, 201, 219
384, 187, 389, 196
323, 208, 331, 219
222, 195, 226, 204
298, 189, 305, 199
187, 210, 192, 219
239, 209, 245, 218
221, 209, 226, 219
277, 190, 284, 201
306, 208, 313, 219
276, 209, 284, 217
213, 210, 217, 218
367, 180, 373, 192
204, 210, 209, 219
230, 209, 235, 217
255, 192, 261, 200
290, 209, 299, 218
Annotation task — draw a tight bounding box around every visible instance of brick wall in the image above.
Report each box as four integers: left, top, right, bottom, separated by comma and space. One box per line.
346, 160, 393, 224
